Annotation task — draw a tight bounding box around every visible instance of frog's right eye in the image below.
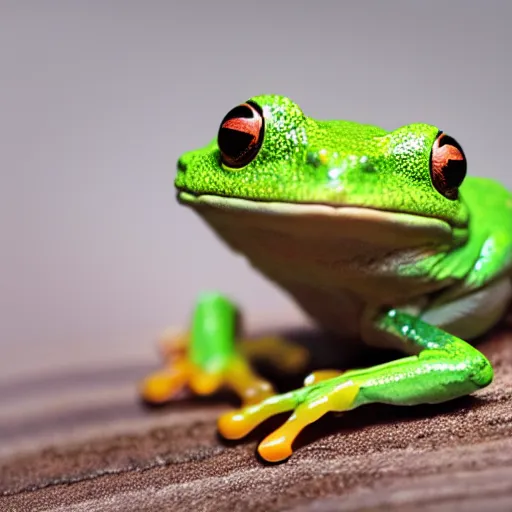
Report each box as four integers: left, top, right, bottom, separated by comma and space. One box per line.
218, 101, 264, 168
430, 132, 467, 200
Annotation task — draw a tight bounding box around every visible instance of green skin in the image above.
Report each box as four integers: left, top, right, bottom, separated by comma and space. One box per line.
169, 95, 512, 460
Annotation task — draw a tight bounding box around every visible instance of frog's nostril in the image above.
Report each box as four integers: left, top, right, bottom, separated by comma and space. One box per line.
177, 159, 187, 172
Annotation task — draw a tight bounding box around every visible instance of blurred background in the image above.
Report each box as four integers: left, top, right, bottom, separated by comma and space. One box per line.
0, 0, 510, 383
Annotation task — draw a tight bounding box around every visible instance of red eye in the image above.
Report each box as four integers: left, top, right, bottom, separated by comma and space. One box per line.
218, 101, 264, 168
430, 132, 467, 200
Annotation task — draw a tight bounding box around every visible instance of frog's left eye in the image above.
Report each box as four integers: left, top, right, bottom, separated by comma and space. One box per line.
218, 101, 264, 168
430, 132, 467, 200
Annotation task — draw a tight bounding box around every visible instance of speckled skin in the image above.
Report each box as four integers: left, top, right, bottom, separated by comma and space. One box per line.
177, 95, 466, 223
142, 95, 512, 462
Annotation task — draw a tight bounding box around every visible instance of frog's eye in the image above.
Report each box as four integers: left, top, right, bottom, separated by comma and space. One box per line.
430, 132, 467, 200
218, 101, 264, 168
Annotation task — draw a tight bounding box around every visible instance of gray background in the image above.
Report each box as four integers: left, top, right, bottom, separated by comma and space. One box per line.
0, 0, 509, 382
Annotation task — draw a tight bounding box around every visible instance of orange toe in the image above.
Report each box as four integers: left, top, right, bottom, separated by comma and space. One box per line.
218, 410, 255, 440
140, 366, 189, 403
239, 379, 275, 405
258, 433, 293, 462
189, 370, 223, 396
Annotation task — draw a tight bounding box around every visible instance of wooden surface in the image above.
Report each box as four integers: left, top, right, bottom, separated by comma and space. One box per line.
1, 325, 512, 512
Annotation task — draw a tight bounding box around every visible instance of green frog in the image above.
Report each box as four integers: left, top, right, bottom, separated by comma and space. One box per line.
141, 95, 512, 462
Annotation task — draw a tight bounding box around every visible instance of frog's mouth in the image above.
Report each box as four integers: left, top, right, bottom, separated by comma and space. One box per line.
177, 191, 458, 250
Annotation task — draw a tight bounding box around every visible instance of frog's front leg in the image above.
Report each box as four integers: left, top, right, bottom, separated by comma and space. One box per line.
218, 309, 494, 462
140, 292, 307, 406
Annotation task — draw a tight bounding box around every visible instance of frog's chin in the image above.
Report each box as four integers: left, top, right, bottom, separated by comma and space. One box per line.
177, 191, 456, 249
178, 191, 464, 314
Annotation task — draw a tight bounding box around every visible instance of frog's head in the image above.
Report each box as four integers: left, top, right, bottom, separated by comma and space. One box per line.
176, 95, 469, 231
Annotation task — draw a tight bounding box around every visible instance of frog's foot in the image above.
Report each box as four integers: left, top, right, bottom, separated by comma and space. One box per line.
157, 330, 311, 375
140, 349, 276, 406
218, 370, 359, 463
218, 308, 494, 462
142, 327, 310, 406
141, 293, 280, 406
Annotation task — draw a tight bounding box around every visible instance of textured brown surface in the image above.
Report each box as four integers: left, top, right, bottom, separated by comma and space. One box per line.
1, 326, 512, 512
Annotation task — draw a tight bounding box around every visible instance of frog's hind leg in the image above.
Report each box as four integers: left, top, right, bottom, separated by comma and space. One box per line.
140, 293, 307, 406
218, 309, 493, 462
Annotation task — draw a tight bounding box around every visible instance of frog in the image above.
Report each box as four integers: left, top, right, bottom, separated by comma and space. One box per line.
140, 94, 512, 463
